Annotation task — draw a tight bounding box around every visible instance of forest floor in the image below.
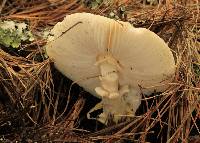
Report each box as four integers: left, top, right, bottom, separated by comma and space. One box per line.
0, 0, 199, 142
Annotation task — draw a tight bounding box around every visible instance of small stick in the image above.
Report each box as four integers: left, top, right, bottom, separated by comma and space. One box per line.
0, 0, 7, 14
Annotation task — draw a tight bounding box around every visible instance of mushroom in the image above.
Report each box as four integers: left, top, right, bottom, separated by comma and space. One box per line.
46, 13, 176, 124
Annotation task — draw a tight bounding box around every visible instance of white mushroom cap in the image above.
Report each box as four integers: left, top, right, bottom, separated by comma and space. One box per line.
46, 13, 176, 124
46, 12, 175, 98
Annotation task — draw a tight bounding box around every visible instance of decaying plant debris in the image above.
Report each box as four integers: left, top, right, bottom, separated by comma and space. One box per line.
0, 0, 199, 142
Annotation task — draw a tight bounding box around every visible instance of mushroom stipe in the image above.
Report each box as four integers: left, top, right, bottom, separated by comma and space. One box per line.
46, 12, 176, 125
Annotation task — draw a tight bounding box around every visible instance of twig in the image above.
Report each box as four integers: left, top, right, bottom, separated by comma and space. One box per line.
0, 0, 7, 14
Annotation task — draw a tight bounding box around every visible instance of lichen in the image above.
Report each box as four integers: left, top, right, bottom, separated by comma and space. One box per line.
0, 20, 34, 48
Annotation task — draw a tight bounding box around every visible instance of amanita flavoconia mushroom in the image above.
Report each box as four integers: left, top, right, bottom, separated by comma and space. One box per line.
46, 13, 176, 124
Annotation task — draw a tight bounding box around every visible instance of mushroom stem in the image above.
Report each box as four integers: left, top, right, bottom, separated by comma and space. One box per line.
95, 85, 141, 124
94, 55, 140, 124
95, 55, 120, 99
